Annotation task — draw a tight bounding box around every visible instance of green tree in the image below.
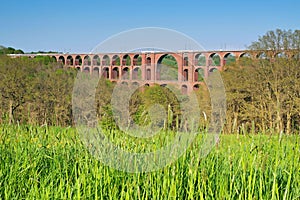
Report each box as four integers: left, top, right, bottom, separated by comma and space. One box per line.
0, 56, 37, 123
223, 29, 300, 134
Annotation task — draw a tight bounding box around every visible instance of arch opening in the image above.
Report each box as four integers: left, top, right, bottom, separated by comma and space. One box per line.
193, 84, 200, 91
66, 56, 74, 65
240, 53, 251, 58
122, 67, 130, 80
122, 54, 131, 66
102, 67, 109, 79
93, 67, 99, 76
239, 53, 252, 65
275, 52, 287, 58
84, 55, 91, 66
133, 67, 142, 80
102, 55, 110, 66
112, 55, 120, 66
112, 67, 120, 79
194, 68, 204, 82
223, 53, 236, 65
75, 55, 82, 66
132, 82, 139, 87
93, 55, 101, 66
257, 52, 268, 59
84, 67, 90, 73
146, 57, 151, 66
183, 69, 188, 81
209, 53, 221, 66
194, 53, 206, 66
183, 56, 189, 66
51, 56, 57, 62
146, 68, 151, 80
133, 54, 142, 66
156, 54, 178, 81
58, 56, 65, 65
181, 85, 188, 94
209, 68, 218, 73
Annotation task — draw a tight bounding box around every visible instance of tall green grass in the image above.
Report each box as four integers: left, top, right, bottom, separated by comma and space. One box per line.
0, 124, 299, 199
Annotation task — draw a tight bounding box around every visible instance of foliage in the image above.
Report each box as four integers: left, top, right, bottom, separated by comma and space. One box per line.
0, 55, 77, 126
223, 29, 300, 134
0, 46, 24, 54
248, 29, 300, 51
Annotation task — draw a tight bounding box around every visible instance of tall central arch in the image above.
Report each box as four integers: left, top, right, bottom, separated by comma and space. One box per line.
156, 54, 178, 81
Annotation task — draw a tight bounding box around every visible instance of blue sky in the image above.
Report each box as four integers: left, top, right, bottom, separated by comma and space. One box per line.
1, 0, 299, 53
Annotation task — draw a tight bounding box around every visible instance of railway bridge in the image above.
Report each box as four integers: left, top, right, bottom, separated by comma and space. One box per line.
10, 49, 296, 93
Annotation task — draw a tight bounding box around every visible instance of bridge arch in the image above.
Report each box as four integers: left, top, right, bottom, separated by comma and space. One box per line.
92, 67, 100, 76
275, 52, 287, 58
209, 53, 221, 66
112, 55, 120, 66
256, 52, 268, 59
240, 52, 252, 58
112, 67, 120, 79
84, 55, 91, 66
156, 54, 178, 81
133, 54, 142, 66
66, 55, 74, 65
194, 67, 205, 82
122, 67, 130, 80
51, 56, 57, 62
121, 81, 128, 85
183, 69, 188, 81
181, 85, 188, 94
223, 53, 236, 66
75, 55, 82, 66
93, 55, 101, 66
132, 82, 139, 87
209, 67, 218, 73
58, 56, 65, 65
183, 56, 189, 66
133, 67, 142, 80
83, 66, 91, 73
122, 54, 131, 66
146, 57, 151, 66
193, 84, 200, 91
239, 52, 252, 65
194, 53, 206, 66
102, 55, 110, 66
102, 67, 109, 79
146, 68, 151, 80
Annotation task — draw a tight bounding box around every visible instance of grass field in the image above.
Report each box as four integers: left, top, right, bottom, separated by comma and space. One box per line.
0, 124, 299, 199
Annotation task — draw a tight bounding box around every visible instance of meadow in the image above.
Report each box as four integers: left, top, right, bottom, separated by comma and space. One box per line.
0, 124, 299, 199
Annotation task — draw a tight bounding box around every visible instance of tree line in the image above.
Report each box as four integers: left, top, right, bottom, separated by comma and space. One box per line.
0, 29, 299, 134
223, 29, 300, 134
0, 46, 24, 55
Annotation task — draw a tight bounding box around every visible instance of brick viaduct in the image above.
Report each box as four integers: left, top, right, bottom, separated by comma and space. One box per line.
9, 50, 298, 93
